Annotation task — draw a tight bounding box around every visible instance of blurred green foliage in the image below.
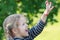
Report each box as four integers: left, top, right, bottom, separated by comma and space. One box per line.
0, 0, 60, 40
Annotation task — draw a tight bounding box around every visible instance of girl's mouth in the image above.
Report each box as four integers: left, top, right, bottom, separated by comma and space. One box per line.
25, 30, 28, 32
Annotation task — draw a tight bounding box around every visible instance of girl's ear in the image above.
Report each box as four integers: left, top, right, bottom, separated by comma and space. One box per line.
12, 28, 17, 34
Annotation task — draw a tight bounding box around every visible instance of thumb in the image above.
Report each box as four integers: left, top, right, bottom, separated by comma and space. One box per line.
50, 6, 54, 11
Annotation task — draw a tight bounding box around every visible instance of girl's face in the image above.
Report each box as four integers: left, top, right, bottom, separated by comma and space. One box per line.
17, 17, 29, 37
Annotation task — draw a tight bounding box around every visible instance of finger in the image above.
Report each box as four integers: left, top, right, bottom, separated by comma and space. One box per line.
49, 2, 52, 8
45, 0, 49, 6
46, 0, 48, 2
46, 0, 48, 1
45, 1, 48, 4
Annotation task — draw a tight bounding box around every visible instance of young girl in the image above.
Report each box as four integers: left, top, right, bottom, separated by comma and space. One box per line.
3, 0, 54, 40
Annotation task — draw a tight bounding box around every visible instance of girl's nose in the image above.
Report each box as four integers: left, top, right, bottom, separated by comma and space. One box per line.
26, 24, 28, 27
25, 24, 28, 29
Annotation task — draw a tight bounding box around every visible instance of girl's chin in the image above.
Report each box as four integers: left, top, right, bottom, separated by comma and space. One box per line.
25, 33, 29, 37
23, 32, 29, 37
26, 34, 29, 36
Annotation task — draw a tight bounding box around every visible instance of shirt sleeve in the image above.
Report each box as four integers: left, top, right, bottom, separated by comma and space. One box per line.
29, 20, 46, 39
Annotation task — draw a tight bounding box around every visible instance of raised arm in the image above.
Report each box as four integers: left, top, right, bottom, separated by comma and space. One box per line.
41, 0, 54, 23
29, 0, 54, 39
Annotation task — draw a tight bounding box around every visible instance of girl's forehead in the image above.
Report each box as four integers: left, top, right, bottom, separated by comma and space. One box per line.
19, 17, 27, 23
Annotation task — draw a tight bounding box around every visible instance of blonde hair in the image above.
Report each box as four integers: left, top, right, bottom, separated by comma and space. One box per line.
3, 14, 25, 40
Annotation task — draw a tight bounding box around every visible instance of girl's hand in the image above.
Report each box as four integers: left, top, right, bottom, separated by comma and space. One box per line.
41, 0, 54, 23
44, 0, 54, 16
